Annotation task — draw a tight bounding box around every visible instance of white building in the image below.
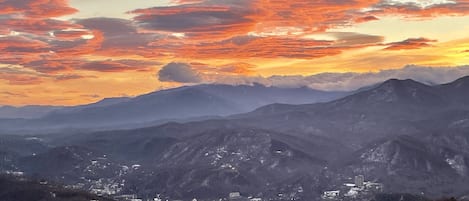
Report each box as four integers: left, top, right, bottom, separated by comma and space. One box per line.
364, 182, 384, 192
322, 191, 340, 199
344, 187, 360, 198
229, 192, 241, 199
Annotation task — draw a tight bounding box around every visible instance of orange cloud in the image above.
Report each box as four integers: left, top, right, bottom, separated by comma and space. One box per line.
0, 67, 44, 85
0, 74, 43, 85
80, 60, 157, 72
131, 5, 231, 15
0, 91, 28, 98
218, 62, 257, 75
152, 34, 381, 59
0, 18, 82, 36
0, 36, 50, 68
0, 36, 49, 53
171, 0, 203, 4
254, 0, 380, 32
0, 0, 78, 18
130, 0, 386, 40
185, 61, 257, 75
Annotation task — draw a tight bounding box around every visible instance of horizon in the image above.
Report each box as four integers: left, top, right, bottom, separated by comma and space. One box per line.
2, 70, 469, 107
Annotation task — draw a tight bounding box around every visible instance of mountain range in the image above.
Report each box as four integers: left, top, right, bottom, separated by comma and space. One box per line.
1, 76, 469, 200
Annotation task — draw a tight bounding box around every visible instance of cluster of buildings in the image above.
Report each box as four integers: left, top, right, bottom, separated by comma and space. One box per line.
4, 171, 24, 177
87, 175, 382, 201
322, 175, 384, 200
113, 192, 264, 201
228, 192, 262, 201
114, 194, 162, 201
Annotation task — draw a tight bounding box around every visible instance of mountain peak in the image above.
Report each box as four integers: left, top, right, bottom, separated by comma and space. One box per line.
331, 78, 447, 110
445, 75, 469, 88
379, 78, 427, 88
438, 75, 469, 105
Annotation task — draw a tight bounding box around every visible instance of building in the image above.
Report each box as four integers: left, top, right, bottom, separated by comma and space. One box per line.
229, 192, 249, 201
322, 191, 340, 199
364, 182, 384, 192
114, 194, 140, 201
229, 192, 241, 199
344, 187, 360, 198
354, 175, 364, 188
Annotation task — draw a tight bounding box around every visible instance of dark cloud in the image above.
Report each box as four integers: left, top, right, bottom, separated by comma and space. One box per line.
328, 32, 384, 47
54, 74, 88, 81
384, 37, 437, 50
77, 18, 137, 37
53, 30, 90, 40
23, 59, 79, 73
115, 60, 162, 68
354, 15, 379, 23
130, 2, 256, 39
76, 17, 163, 56
53, 30, 104, 56
158, 62, 202, 83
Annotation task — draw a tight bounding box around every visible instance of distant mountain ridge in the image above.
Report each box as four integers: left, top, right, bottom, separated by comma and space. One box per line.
0, 105, 63, 119
0, 84, 347, 132
0, 97, 132, 120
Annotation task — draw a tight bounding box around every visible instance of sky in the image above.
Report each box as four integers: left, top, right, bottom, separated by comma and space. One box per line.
1, 0, 469, 106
